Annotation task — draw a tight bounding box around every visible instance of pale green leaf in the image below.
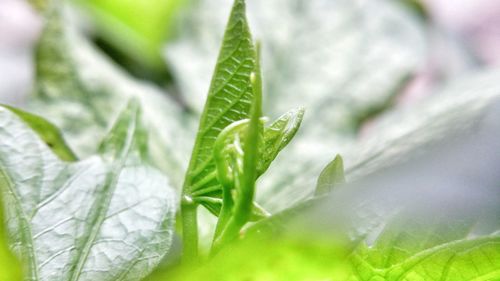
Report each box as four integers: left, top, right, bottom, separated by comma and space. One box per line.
30, 7, 195, 188
315, 154, 345, 196
98, 100, 148, 162
1, 105, 77, 162
0, 193, 22, 281
0, 106, 176, 281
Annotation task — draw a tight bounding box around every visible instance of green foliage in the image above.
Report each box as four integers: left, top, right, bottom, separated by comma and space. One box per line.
167, 0, 428, 213
150, 235, 349, 281
73, 0, 187, 70
31, 5, 195, 187
180, 0, 304, 259
11, 0, 500, 280
0, 193, 22, 281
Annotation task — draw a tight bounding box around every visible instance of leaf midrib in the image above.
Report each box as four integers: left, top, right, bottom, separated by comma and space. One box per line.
68, 115, 137, 281
0, 166, 40, 281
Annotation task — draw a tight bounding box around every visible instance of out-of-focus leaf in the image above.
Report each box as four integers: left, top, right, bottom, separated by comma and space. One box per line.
315, 154, 345, 196
73, 0, 187, 70
0, 105, 176, 281
346, 70, 500, 180
349, 234, 500, 280
166, 0, 427, 212
97, 99, 148, 162
0, 193, 22, 281
30, 8, 195, 188
1, 105, 77, 162
146, 235, 349, 281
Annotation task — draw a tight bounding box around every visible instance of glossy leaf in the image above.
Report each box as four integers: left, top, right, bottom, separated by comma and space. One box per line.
0, 105, 176, 281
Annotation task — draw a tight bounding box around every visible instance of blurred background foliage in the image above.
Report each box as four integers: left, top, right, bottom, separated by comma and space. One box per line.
1, 0, 500, 279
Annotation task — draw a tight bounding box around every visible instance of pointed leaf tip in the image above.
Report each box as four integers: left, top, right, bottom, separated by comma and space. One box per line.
316, 154, 345, 196
98, 99, 148, 162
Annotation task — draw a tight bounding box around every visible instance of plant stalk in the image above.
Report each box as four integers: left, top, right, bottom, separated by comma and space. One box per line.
181, 196, 198, 262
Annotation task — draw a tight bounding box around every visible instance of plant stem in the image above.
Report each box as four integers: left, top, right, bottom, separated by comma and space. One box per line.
181, 196, 198, 262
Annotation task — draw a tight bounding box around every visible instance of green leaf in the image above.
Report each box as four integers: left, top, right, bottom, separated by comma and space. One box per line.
198, 108, 304, 219
1, 105, 77, 162
0, 106, 176, 281
30, 7, 195, 188
98, 99, 148, 162
259, 107, 305, 175
348, 235, 500, 280
387, 236, 500, 281
148, 236, 349, 281
167, 0, 427, 212
211, 48, 264, 250
315, 154, 345, 196
182, 0, 256, 199
0, 193, 22, 281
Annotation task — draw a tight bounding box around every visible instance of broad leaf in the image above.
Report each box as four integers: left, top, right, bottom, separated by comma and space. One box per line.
30, 7, 195, 189
0, 104, 176, 281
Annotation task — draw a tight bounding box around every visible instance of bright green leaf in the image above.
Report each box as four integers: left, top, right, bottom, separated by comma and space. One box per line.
167, 0, 427, 213
200, 108, 304, 219
0, 106, 176, 281
348, 235, 500, 280
182, 0, 256, 199
73, 0, 187, 70
165, 237, 349, 281
0, 193, 22, 281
